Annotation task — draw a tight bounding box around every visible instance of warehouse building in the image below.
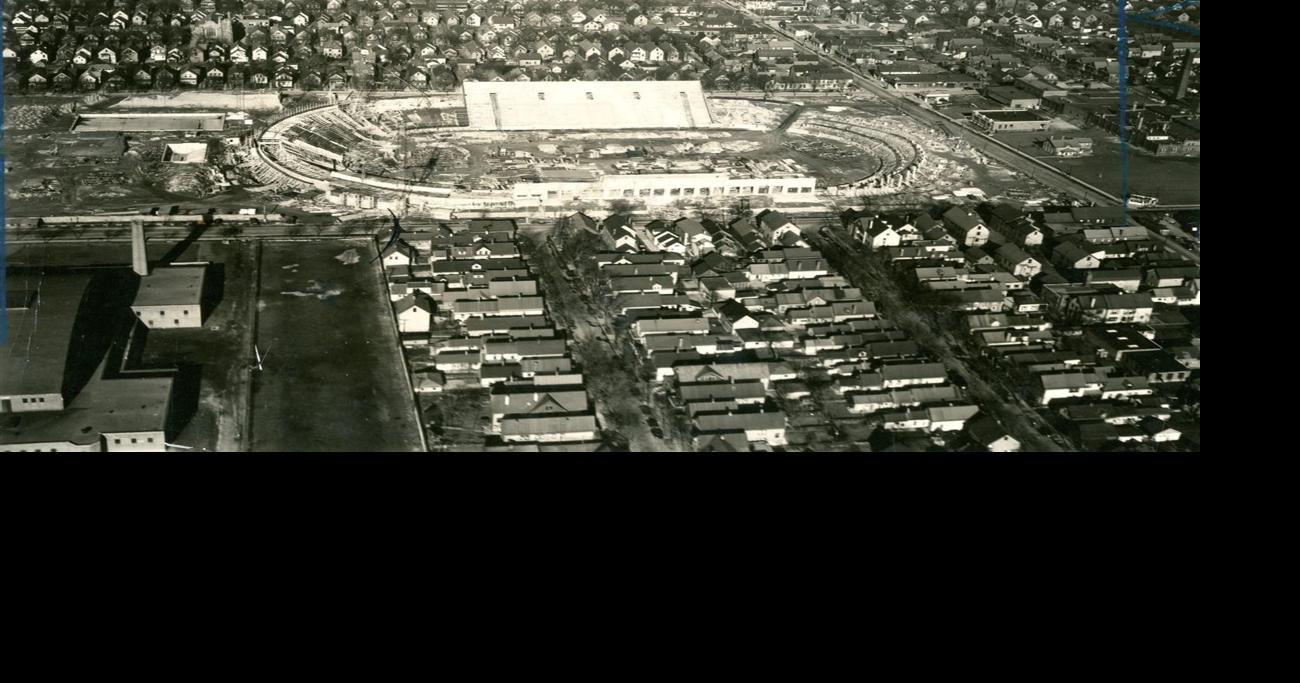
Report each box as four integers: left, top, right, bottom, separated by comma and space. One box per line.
970, 109, 1052, 133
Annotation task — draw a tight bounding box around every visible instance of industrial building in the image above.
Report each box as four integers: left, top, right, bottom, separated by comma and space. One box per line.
1, 273, 174, 452
131, 266, 207, 329
970, 109, 1052, 133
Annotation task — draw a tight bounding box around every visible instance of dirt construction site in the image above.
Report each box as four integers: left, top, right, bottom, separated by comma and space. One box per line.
5, 89, 1062, 220
4, 95, 264, 216
245, 90, 1062, 214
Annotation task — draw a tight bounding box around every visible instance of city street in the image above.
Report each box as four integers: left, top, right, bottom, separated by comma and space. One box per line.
719, 0, 1199, 265
817, 227, 1068, 452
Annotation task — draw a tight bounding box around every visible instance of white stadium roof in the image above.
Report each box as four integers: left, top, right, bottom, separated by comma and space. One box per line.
462, 80, 714, 131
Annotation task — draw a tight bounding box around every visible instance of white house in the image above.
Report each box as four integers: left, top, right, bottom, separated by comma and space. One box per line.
394, 293, 434, 333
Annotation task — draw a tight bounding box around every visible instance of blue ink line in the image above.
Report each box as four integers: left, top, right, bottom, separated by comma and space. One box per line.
1117, 1, 1130, 222
1127, 15, 1201, 36
1, 26, 7, 345
372, 209, 404, 263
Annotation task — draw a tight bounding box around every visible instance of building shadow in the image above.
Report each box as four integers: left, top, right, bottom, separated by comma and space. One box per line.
200, 262, 225, 323
157, 220, 210, 266
63, 268, 138, 400
164, 363, 203, 440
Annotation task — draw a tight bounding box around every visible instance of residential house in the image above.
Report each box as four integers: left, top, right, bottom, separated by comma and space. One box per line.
942, 207, 992, 247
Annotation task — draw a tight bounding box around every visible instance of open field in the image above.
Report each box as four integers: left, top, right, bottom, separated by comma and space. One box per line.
994, 130, 1201, 205
250, 239, 423, 452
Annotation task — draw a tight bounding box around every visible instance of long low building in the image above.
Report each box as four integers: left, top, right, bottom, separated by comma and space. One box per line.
511, 172, 818, 208
970, 109, 1052, 133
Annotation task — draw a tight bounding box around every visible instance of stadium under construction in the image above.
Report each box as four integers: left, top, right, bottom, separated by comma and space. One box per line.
247, 81, 977, 216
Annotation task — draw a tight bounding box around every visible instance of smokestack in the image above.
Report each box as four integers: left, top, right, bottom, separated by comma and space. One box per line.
1175, 50, 1196, 101
131, 219, 149, 277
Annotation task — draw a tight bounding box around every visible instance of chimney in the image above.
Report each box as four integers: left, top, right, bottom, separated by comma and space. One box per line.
131, 219, 149, 277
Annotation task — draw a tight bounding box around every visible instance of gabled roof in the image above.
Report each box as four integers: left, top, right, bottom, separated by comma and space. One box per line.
716, 299, 755, 323
394, 292, 434, 314
602, 213, 633, 235
382, 237, 417, 260
942, 206, 986, 230
693, 431, 751, 452
569, 212, 598, 231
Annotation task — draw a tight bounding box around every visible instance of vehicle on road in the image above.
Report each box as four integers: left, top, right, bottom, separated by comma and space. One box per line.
1127, 194, 1160, 208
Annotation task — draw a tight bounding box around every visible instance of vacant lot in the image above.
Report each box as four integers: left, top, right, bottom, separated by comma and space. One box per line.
996, 130, 1201, 205
251, 240, 423, 452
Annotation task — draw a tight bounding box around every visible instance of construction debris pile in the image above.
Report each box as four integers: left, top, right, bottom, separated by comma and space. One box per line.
138, 162, 225, 197
5, 104, 74, 130
5, 177, 63, 199
707, 98, 796, 131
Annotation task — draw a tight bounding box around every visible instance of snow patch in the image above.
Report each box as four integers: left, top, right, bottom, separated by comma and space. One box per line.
281, 280, 344, 300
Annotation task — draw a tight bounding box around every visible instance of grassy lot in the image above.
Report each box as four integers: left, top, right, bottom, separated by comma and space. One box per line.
250, 239, 424, 452
995, 130, 1201, 205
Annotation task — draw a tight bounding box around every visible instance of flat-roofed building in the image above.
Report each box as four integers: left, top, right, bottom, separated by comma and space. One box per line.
1, 273, 174, 451
1, 279, 86, 413
970, 109, 1051, 133
0, 371, 173, 452
131, 266, 206, 329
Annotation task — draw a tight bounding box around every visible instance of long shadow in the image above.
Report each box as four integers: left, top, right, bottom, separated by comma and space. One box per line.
164, 363, 203, 440
156, 219, 210, 266
200, 262, 225, 323
64, 268, 138, 400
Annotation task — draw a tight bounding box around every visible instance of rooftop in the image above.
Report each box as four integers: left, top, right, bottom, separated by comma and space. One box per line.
0, 357, 173, 448
1, 273, 88, 398
975, 109, 1051, 122
133, 266, 206, 308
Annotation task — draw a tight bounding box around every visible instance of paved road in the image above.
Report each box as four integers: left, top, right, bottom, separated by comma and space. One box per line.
818, 227, 1067, 452
4, 221, 363, 244
533, 231, 681, 452
720, 0, 1201, 269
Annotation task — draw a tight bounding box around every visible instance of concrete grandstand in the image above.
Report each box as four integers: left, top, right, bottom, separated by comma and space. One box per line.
463, 81, 715, 131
